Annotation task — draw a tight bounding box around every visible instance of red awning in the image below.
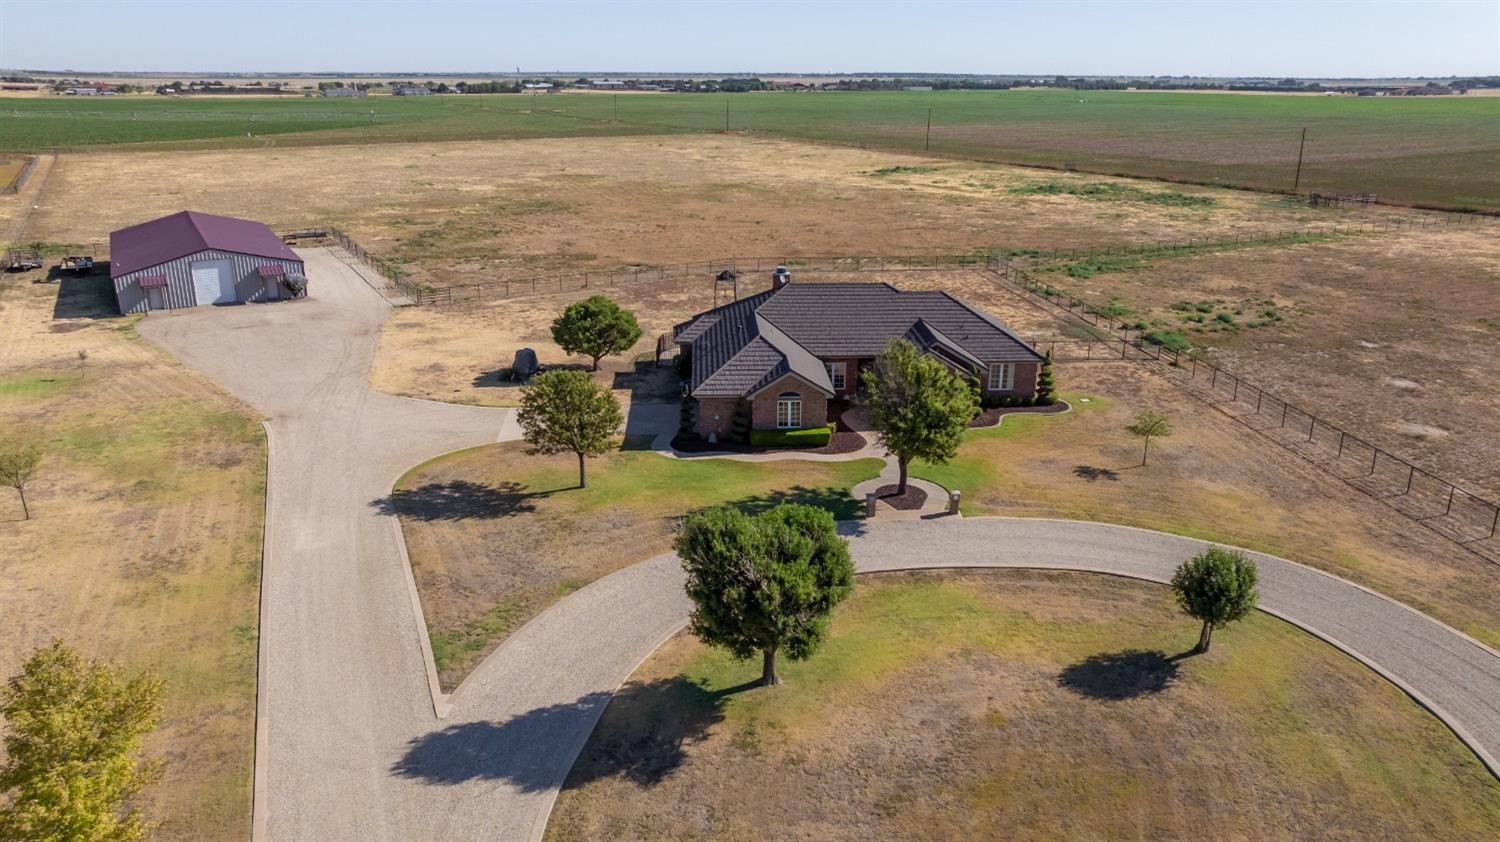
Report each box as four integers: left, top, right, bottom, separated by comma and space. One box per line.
138, 274, 168, 288
257, 264, 286, 278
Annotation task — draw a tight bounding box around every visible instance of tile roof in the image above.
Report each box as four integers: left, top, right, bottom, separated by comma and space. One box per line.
675, 282, 1041, 398
110, 211, 301, 278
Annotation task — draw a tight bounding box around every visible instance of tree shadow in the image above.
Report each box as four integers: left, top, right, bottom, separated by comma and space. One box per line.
470, 369, 526, 392
719, 485, 864, 521
50, 265, 119, 320
1072, 465, 1120, 482
391, 676, 756, 791
1056, 649, 1185, 700
370, 480, 546, 521
613, 359, 682, 404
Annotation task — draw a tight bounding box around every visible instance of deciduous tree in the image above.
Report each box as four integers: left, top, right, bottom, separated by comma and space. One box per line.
1126, 409, 1171, 466
1170, 547, 1259, 653
516, 370, 623, 488
0, 442, 42, 520
0, 641, 163, 842
550, 295, 643, 371
676, 503, 853, 687
861, 340, 977, 493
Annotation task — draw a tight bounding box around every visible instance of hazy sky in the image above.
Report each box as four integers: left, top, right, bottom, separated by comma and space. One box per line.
1, 0, 1496, 77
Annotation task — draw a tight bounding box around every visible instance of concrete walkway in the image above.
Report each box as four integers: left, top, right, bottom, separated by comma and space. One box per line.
141, 249, 1500, 842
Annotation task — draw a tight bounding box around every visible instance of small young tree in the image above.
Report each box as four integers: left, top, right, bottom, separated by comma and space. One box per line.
861, 339, 978, 494
0, 641, 164, 842
1170, 547, 1259, 653
676, 503, 853, 686
550, 295, 643, 371
1126, 409, 1171, 466
1035, 350, 1057, 406
0, 442, 43, 520
516, 370, 623, 489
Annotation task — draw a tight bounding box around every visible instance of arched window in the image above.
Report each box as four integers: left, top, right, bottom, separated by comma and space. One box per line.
775, 392, 803, 429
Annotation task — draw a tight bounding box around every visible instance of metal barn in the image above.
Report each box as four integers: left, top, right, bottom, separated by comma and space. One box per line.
109, 211, 305, 315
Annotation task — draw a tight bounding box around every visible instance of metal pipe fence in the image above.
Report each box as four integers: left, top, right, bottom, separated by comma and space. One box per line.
0, 155, 38, 196
370, 251, 996, 307
989, 255, 1500, 564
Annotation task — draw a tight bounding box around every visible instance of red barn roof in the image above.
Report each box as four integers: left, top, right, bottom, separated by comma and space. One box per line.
110, 210, 300, 278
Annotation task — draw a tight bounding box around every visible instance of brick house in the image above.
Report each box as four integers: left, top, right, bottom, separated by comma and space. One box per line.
673, 280, 1045, 439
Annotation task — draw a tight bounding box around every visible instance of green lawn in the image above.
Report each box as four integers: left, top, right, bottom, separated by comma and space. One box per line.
551, 571, 1500, 841
4, 89, 1497, 208
396, 439, 883, 687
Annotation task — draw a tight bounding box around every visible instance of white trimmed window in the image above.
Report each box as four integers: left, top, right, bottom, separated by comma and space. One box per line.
776, 392, 803, 428
825, 362, 846, 391
987, 363, 1014, 391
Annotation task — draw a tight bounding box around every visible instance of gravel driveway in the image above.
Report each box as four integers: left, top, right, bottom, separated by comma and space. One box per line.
140, 248, 1498, 842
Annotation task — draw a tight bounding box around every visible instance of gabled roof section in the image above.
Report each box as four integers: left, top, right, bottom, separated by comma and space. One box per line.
905, 319, 987, 373
110, 210, 301, 278
673, 289, 773, 346
756, 283, 1042, 363
680, 281, 1040, 400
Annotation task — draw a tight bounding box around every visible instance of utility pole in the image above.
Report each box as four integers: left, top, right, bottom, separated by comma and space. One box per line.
613, 94, 618, 122
925, 108, 932, 152
531, 91, 536, 113
1292, 127, 1307, 192
724, 99, 730, 133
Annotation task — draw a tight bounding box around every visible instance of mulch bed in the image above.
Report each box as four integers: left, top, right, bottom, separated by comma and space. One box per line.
670, 430, 868, 456
874, 483, 928, 511
969, 400, 1071, 429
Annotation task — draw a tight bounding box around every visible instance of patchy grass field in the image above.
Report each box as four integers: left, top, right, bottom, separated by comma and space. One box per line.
0, 269, 263, 840
1016, 224, 1500, 493
4, 90, 1497, 208
548, 570, 1500, 841
30, 135, 1423, 288
394, 441, 882, 688
909, 364, 1500, 649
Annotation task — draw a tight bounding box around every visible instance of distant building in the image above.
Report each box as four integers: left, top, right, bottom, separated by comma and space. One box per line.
523, 83, 553, 90
592, 79, 626, 88
66, 87, 100, 96
903, 86, 934, 92
322, 87, 366, 97
392, 86, 432, 96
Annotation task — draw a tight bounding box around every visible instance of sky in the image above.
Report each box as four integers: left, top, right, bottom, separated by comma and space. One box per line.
0, 0, 1496, 78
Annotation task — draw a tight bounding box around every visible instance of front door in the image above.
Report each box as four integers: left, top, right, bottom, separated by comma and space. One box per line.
146, 287, 165, 311
191, 259, 236, 305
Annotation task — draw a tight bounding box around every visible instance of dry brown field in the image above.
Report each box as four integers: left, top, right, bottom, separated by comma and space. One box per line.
29, 135, 1422, 285
0, 267, 264, 841
549, 570, 1500, 841
1030, 225, 1500, 493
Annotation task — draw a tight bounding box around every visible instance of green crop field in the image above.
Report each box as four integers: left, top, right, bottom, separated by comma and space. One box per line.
2, 89, 1496, 209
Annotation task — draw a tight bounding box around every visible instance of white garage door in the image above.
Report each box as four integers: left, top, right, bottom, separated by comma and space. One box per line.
191, 259, 236, 305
